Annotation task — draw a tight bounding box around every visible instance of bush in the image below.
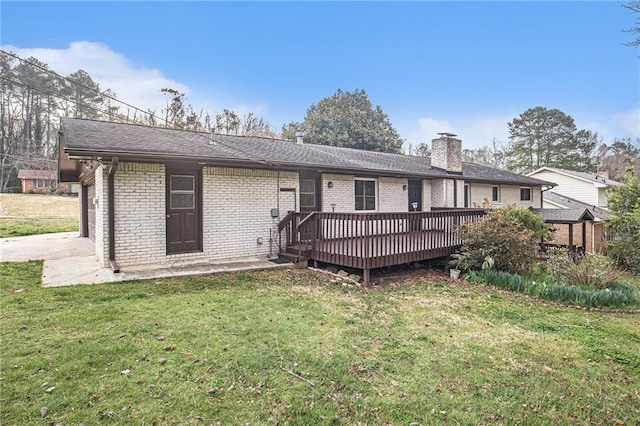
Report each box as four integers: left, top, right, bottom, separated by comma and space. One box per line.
606, 167, 640, 273
455, 205, 551, 275
607, 235, 640, 274
546, 248, 617, 290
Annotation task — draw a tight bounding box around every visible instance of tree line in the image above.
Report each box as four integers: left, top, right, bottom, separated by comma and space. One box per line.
1, 50, 638, 191
462, 107, 639, 181
0, 51, 276, 191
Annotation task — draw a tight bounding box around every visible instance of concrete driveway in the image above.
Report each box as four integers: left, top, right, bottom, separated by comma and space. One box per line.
0, 232, 123, 287
1, 232, 290, 287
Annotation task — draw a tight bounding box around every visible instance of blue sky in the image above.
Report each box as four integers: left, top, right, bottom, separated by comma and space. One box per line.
1, 1, 638, 150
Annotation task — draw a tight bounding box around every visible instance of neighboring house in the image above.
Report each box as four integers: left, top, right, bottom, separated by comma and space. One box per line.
526, 167, 618, 253
537, 192, 611, 253
527, 166, 619, 209
58, 118, 554, 280
17, 169, 57, 193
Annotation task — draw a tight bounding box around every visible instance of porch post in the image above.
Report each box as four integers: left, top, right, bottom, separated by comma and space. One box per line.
568, 223, 574, 252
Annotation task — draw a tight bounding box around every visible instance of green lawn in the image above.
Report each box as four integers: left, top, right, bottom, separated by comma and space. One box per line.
0, 193, 78, 237
1, 263, 639, 425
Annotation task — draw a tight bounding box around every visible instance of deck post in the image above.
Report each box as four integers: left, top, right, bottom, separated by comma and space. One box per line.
363, 268, 370, 288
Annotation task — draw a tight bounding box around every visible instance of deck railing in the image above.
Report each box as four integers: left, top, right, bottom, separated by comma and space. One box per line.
277, 211, 301, 252
298, 209, 485, 269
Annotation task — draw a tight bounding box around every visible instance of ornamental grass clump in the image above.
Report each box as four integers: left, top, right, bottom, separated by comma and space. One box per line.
467, 269, 639, 308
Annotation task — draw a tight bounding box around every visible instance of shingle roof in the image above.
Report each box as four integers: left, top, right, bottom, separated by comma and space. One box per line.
530, 208, 595, 223
60, 118, 553, 186
17, 169, 57, 180
543, 192, 612, 220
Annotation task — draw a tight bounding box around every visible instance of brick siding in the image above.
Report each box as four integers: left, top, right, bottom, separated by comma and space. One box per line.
100, 163, 298, 268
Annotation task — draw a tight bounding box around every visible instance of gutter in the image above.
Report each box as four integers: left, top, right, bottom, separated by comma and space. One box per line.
108, 156, 120, 273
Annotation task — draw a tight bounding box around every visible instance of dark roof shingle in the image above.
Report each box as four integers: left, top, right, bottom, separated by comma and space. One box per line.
61, 118, 554, 186
17, 169, 57, 180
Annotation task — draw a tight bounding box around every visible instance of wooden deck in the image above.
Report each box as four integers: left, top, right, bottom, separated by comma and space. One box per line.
279, 209, 485, 285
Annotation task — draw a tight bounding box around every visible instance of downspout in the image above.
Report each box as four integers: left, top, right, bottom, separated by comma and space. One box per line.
540, 185, 553, 208
108, 156, 120, 273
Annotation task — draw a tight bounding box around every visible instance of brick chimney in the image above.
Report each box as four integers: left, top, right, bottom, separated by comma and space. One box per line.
431, 133, 462, 174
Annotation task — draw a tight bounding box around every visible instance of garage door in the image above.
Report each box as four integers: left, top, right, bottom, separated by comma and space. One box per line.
86, 184, 96, 241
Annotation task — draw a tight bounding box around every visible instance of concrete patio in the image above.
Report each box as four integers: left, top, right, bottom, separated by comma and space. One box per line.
0, 232, 291, 287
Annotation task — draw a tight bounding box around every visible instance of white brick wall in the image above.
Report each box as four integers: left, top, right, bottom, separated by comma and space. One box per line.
113, 163, 166, 267
94, 165, 109, 267
203, 167, 297, 261
105, 163, 298, 268
322, 174, 409, 212
322, 174, 354, 212
455, 179, 465, 207
422, 180, 432, 211
467, 183, 497, 208
378, 177, 407, 212
431, 178, 460, 208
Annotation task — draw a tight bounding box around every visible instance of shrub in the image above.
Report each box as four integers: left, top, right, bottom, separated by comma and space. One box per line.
456, 205, 552, 275
546, 248, 617, 290
606, 167, 640, 273
607, 234, 640, 274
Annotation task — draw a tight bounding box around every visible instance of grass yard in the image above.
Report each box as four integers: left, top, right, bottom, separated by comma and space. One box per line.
1, 263, 639, 425
0, 193, 79, 237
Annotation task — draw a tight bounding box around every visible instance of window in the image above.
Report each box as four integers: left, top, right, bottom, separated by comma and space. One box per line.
170, 175, 195, 209
34, 179, 54, 188
492, 186, 500, 202
520, 187, 532, 201
464, 184, 470, 208
355, 179, 376, 211
299, 179, 316, 210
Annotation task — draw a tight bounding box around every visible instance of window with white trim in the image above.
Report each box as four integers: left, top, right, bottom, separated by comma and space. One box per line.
492, 186, 500, 202
355, 179, 376, 211
520, 187, 532, 201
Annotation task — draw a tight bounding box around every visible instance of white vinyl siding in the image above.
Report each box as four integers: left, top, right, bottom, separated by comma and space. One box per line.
528, 169, 601, 206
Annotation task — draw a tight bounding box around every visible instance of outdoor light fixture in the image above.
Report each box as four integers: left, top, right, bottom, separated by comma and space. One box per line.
403, 184, 407, 191
328, 181, 334, 188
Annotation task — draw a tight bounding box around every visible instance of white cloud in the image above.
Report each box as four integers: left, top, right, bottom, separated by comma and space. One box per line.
417, 117, 455, 140
1, 41, 190, 114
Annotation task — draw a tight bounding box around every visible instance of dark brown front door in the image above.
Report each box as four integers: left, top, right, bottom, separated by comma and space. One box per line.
299, 172, 321, 214
408, 179, 422, 211
166, 167, 202, 254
